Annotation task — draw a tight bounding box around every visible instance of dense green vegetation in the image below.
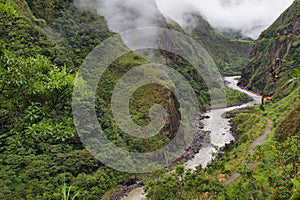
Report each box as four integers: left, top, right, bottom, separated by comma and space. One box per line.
224, 87, 251, 107
144, 164, 224, 200
0, 0, 239, 198
1, 0, 299, 199
185, 14, 252, 76
0, 1, 128, 199
144, 1, 300, 199
144, 108, 269, 200
239, 0, 300, 95
166, 13, 253, 76
145, 85, 299, 199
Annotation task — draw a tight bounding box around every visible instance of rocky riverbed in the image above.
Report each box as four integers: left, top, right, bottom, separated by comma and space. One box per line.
107, 76, 262, 200
102, 114, 212, 200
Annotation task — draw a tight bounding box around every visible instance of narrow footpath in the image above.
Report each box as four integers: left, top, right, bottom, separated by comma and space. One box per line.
224, 118, 273, 186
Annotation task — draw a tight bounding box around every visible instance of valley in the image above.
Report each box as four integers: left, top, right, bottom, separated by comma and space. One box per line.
0, 0, 299, 199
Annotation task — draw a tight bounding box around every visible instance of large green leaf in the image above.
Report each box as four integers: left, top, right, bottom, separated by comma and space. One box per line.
291, 68, 300, 79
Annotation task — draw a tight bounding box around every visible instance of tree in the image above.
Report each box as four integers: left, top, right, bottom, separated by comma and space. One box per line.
0, 42, 74, 144
145, 165, 224, 200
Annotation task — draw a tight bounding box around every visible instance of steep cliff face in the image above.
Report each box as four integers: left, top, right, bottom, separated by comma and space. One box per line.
275, 101, 300, 142
239, 0, 300, 96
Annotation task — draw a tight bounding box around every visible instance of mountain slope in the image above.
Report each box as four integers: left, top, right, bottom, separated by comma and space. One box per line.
183, 13, 252, 75
0, 1, 213, 198
89, 0, 252, 76
239, 0, 300, 96
0, 1, 128, 199
143, 2, 300, 199
0, 0, 256, 199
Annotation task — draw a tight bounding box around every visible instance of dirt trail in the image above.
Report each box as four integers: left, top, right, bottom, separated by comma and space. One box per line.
122, 188, 146, 200
224, 118, 273, 186
247, 119, 273, 155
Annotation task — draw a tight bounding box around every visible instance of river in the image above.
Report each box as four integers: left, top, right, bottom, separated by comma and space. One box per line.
122, 76, 262, 200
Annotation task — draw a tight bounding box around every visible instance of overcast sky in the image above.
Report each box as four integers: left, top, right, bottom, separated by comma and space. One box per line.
156, 0, 294, 38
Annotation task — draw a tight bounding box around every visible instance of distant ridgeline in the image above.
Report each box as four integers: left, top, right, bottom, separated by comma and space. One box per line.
239, 0, 300, 99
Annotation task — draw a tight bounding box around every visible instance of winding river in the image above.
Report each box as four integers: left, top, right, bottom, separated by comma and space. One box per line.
122, 76, 262, 200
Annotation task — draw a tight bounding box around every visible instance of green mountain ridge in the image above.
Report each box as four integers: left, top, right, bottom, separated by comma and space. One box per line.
182, 13, 252, 75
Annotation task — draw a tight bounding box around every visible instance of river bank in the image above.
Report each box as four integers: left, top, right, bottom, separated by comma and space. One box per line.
108, 76, 262, 200
185, 76, 261, 169
103, 114, 212, 200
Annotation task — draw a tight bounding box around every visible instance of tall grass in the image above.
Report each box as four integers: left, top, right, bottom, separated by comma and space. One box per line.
62, 175, 79, 200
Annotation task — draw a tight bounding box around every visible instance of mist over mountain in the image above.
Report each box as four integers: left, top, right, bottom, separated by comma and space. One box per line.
75, 0, 166, 33
156, 0, 294, 38
75, 0, 293, 38
74, 0, 251, 75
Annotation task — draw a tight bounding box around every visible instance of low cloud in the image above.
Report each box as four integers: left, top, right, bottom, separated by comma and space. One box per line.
75, 0, 294, 38
156, 0, 294, 38
75, 0, 165, 33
